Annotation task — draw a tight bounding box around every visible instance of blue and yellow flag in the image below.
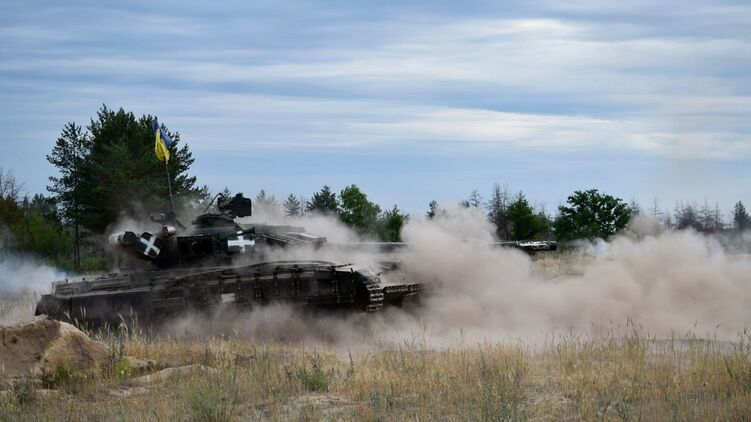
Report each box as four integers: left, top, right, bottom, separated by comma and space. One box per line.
152, 117, 173, 162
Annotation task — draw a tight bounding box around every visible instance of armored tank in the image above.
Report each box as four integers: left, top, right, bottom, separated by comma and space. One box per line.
35, 193, 423, 324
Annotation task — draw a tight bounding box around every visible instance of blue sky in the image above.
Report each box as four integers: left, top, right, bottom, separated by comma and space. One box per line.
1, 0, 749, 216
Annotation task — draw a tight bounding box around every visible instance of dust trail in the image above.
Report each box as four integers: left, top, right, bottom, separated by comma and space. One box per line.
398, 210, 751, 343
59, 202, 751, 346
159, 207, 751, 346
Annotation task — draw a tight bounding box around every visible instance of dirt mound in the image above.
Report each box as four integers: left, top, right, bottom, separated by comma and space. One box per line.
0, 316, 108, 378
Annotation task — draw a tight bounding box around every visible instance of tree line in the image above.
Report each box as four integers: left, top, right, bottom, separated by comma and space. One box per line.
250, 185, 408, 243
0, 105, 749, 272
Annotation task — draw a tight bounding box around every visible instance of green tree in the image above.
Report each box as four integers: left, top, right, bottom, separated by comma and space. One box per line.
23, 194, 61, 228
72, 105, 199, 233
554, 189, 631, 241
378, 205, 408, 242
507, 192, 546, 240
306, 185, 339, 214
11, 212, 73, 267
283, 194, 303, 216
0, 171, 73, 268
426, 200, 440, 219
339, 185, 380, 234
733, 201, 750, 232
46, 122, 90, 267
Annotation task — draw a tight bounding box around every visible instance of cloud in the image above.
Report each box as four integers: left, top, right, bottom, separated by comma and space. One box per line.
0, 0, 750, 207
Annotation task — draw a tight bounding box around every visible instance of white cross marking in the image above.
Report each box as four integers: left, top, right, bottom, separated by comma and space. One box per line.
139, 234, 160, 257
227, 231, 255, 253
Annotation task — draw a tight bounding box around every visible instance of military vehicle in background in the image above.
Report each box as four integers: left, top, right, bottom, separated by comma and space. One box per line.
35, 193, 422, 324
35, 193, 556, 325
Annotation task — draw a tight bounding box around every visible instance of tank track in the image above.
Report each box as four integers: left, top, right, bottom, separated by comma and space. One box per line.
363, 275, 384, 312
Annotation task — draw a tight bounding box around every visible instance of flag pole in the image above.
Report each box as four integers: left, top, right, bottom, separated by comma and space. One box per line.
164, 159, 175, 212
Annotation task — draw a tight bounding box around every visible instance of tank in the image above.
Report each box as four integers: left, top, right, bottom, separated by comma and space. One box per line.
35, 193, 423, 324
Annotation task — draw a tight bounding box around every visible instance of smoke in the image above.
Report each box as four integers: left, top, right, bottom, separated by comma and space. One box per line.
0, 253, 64, 293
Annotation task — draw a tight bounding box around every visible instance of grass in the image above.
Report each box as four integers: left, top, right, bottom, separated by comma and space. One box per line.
0, 328, 749, 420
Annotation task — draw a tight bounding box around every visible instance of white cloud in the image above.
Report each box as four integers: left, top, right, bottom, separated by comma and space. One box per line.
1, 3, 750, 161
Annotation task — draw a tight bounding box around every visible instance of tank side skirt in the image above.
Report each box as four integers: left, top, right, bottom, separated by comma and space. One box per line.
151, 262, 359, 310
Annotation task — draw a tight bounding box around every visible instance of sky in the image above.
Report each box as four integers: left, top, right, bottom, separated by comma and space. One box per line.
0, 0, 749, 216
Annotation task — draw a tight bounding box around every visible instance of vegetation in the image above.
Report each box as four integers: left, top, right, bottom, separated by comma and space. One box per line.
377, 205, 408, 242
283, 194, 303, 217
17, 105, 202, 271
254, 190, 278, 210
65, 105, 200, 234
485, 183, 510, 239
306, 185, 338, 215
554, 189, 631, 241
733, 201, 750, 231
507, 193, 548, 241
426, 200, 441, 220
338, 185, 381, 235
0, 170, 75, 269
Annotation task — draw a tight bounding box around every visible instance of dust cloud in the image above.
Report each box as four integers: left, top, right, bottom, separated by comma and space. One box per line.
162, 207, 751, 346
397, 210, 751, 343
0, 252, 63, 293
0, 252, 64, 324
3, 201, 750, 346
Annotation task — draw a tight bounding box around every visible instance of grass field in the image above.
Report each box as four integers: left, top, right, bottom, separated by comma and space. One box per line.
1, 253, 750, 421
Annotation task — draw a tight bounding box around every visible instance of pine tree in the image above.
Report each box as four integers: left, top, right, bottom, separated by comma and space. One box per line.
733, 201, 750, 231
255, 189, 280, 214
426, 200, 440, 219
255, 189, 277, 207
70, 105, 200, 233
306, 185, 339, 214
46, 122, 91, 268
283, 194, 302, 216
507, 192, 546, 240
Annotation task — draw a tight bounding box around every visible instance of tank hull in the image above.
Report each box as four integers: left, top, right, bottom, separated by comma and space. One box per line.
35, 261, 423, 325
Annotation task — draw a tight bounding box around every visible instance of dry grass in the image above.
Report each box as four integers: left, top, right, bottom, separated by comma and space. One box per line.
531, 250, 593, 280
1, 325, 750, 421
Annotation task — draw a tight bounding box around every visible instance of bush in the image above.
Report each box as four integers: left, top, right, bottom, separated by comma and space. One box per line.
187, 372, 238, 422
296, 352, 332, 392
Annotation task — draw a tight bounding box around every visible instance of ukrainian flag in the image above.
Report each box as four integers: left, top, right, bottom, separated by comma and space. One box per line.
152, 117, 173, 162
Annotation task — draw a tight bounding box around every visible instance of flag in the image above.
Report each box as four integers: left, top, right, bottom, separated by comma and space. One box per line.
153, 117, 173, 162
